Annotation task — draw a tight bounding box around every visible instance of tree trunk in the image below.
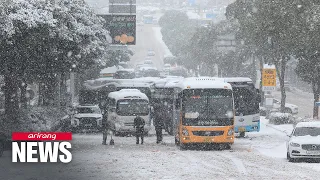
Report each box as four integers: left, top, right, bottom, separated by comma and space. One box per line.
259, 56, 264, 106
276, 57, 287, 113
19, 78, 27, 109
4, 72, 19, 122
312, 82, 319, 119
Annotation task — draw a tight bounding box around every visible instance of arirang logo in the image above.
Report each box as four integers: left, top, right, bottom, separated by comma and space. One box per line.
239, 118, 245, 122
11, 132, 72, 163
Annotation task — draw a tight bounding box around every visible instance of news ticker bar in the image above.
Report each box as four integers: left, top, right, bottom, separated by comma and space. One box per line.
11, 132, 72, 141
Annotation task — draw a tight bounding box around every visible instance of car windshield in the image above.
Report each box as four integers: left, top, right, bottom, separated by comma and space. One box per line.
76, 107, 100, 114
293, 127, 320, 136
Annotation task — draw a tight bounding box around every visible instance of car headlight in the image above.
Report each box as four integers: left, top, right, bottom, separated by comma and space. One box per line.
227, 128, 234, 136
290, 142, 300, 147
182, 127, 189, 136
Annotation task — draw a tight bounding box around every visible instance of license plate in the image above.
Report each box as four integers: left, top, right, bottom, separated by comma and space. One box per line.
238, 127, 246, 132
204, 137, 212, 143
85, 124, 92, 127
306, 151, 320, 155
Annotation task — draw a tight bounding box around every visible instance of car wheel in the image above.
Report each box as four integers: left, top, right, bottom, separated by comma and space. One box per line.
284, 108, 292, 114
0, 141, 4, 157
287, 152, 295, 162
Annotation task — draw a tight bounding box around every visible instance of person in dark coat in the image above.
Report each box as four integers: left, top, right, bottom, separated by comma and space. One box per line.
153, 104, 163, 144
134, 115, 145, 144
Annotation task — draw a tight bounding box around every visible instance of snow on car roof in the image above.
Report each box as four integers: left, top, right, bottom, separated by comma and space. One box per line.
108, 89, 149, 100
296, 121, 320, 128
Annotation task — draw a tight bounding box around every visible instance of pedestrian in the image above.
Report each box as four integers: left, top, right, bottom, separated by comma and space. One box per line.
134, 115, 145, 145
153, 104, 163, 144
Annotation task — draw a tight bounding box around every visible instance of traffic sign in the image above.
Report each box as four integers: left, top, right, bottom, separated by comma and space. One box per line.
262, 66, 276, 91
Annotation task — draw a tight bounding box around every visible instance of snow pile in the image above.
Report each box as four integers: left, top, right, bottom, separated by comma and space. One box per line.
0, 107, 68, 136
268, 112, 295, 125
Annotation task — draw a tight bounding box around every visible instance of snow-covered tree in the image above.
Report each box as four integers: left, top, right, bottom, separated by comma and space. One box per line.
0, 0, 110, 121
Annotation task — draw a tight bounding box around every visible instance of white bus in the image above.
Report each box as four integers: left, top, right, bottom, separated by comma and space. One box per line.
222, 77, 261, 137
105, 89, 151, 135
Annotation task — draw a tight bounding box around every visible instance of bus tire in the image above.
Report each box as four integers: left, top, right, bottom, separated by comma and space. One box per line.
179, 143, 187, 150
239, 132, 245, 138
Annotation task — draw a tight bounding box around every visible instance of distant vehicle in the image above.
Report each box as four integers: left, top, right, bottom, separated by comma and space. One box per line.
287, 121, 320, 162
142, 69, 160, 77
106, 89, 151, 135
71, 104, 103, 132
143, 15, 153, 24
114, 69, 135, 79
147, 50, 155, 56
144, 59, 153, 65
260, 99, 298, 115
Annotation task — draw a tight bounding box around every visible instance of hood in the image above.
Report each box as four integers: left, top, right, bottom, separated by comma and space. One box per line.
290, 135, 320, 144
74, 114, 102, 118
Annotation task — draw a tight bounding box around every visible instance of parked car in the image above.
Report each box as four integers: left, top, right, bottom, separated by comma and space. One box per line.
71, 104, 103, 132
287, 121, 320, 162
260, 98, 298, 115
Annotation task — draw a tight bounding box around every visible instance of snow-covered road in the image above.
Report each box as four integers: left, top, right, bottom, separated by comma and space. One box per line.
1, 118, 320, 180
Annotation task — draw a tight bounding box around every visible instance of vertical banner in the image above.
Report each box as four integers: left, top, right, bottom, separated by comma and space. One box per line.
262, 64, 276, 91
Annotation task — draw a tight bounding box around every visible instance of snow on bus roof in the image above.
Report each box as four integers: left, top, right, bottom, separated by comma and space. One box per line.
177, 77, 232, 90
222, 77, 253, 83
116, 68, 135, 72
108, 89, 149, 100
296, 121, 320, 128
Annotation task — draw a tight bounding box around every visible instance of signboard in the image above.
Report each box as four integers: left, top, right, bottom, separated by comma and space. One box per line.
109, 5, 136, 14
262, 65, 276, 91
98, 15, 136, 45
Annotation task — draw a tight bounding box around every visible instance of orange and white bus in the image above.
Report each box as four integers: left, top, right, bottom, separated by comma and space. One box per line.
173, 77, 235, 150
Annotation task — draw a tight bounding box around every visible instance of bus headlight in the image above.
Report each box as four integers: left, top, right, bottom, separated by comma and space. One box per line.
227, 128, 234, 136
182, 128, 189, 136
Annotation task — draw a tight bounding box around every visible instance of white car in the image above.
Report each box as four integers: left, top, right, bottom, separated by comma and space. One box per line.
287, 121, 320, 162
71, 104, 103, 131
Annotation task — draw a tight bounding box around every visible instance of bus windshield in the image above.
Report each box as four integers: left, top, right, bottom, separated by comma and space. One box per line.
116, 99, 149, 116
182, 89, 234, 126
232, 84, 259, 115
